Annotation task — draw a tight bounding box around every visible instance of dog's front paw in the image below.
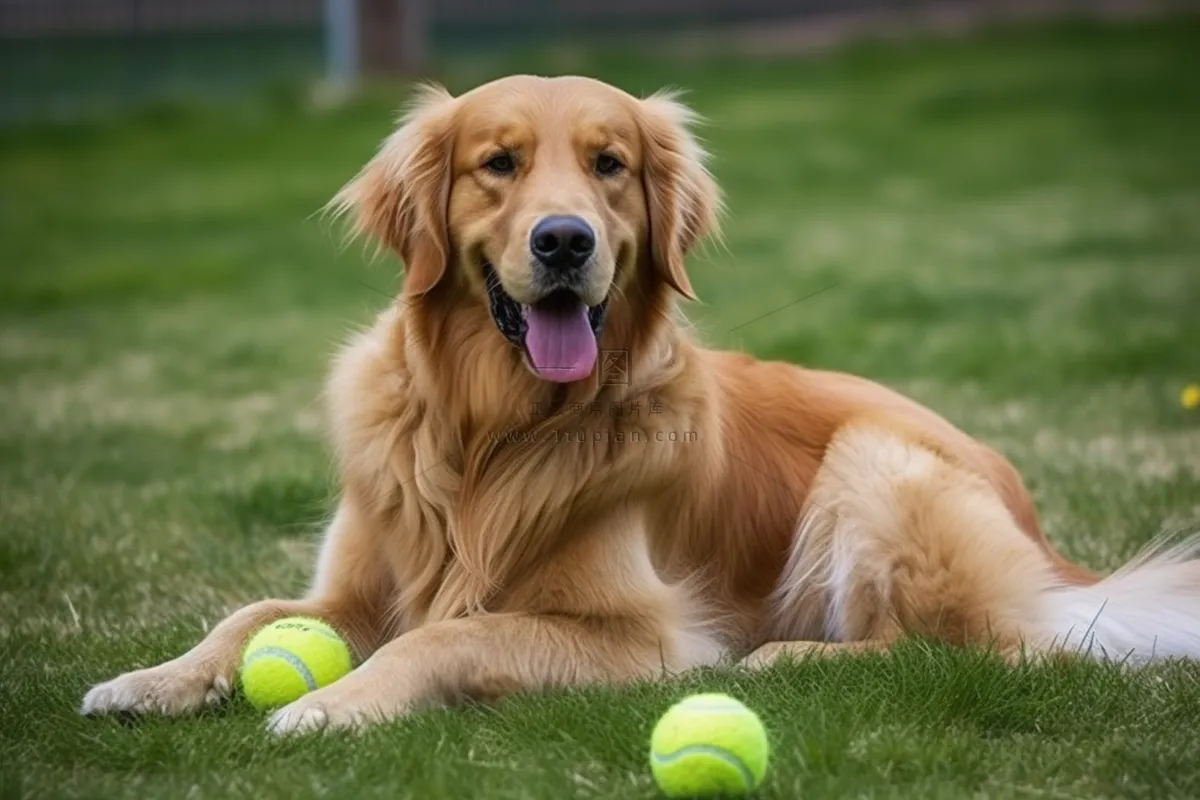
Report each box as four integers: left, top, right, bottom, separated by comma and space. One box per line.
266, 695, 378, 735
81, 659, 232, 717
266, 700, 335, 735
266, 676, 411, 735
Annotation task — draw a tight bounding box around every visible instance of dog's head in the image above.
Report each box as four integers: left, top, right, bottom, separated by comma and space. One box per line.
334, 75, 720, 383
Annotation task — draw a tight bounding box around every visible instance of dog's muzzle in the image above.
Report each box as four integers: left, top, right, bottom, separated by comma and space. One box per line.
484, 263, 608, 384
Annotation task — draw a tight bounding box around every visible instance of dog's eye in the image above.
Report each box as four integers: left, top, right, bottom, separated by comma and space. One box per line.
484, 153, 516, 175
594, 153, 624, 177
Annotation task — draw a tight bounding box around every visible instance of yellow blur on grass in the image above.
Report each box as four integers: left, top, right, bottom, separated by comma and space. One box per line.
1182, 384, 1200, 410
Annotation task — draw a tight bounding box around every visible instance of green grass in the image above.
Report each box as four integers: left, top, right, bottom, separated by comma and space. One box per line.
4, 17, 1200, 799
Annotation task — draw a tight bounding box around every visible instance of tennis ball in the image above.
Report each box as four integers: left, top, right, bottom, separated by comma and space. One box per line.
1182, 384, 1200, 410
650, 693, 769, 798
239, 617, 352, 710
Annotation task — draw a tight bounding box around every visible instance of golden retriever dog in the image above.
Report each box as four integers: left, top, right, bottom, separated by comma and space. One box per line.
82, 75, 1200, 733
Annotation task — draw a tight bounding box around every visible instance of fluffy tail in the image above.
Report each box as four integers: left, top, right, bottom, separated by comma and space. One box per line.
1037, 535, 1200, 663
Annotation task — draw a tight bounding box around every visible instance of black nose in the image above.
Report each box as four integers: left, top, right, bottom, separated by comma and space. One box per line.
530, 215, 595, 270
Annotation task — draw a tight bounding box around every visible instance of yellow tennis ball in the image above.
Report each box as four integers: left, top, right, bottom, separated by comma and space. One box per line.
239, 617, 352, 710
650, 693, 770, 798
1182, 384, 1200, 410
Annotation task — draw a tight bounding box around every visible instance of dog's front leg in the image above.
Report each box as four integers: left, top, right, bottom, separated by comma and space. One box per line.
266, 610, 678, 734
81, 598, 346, 716
267, 507, 723, 734
81, 498, 388, 717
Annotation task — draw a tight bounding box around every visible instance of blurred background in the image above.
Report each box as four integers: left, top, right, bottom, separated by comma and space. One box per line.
2, 0, 1193, 123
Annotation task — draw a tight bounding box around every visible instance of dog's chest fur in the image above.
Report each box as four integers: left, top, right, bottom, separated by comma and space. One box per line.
324, 306, 736, 625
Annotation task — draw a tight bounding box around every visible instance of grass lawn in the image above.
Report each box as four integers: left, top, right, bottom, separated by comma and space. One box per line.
3, 17, 1200, 799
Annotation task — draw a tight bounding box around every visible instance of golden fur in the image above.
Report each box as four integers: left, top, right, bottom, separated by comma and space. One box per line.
83, 76, 1200, 733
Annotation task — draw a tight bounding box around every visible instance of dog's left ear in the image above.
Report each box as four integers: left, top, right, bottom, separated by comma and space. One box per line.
330, 84, 456, 297
638, 92, 723, 301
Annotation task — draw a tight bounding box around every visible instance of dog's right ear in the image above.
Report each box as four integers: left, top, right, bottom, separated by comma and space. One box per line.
330, 84, 456, 297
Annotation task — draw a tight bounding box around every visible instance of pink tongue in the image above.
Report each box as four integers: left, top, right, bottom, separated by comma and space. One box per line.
524, 300, 597, 383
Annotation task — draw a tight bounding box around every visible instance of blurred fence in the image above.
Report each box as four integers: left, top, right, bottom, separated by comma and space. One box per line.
0, 1, 325, 122
0, 0, 1186, 123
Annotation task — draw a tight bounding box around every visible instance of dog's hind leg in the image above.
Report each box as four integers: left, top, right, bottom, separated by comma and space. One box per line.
739, 639, 891, 669
762, 419, 1057, 665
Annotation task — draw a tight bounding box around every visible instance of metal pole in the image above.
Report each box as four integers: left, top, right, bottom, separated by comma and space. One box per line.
324, 0, 359, 90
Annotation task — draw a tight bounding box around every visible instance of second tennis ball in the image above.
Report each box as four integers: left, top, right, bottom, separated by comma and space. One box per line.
649, 692, 770, 797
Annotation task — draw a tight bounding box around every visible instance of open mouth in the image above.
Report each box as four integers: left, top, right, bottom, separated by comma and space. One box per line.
484, 263, 608, 383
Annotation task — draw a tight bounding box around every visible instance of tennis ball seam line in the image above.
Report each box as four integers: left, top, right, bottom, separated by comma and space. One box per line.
652, 744, 755, 789
242, 646, 318, 691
